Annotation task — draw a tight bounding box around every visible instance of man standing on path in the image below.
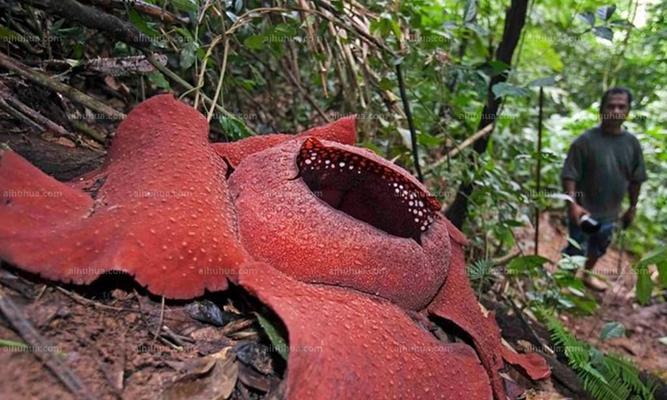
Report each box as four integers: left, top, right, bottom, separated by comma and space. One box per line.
561, 87, 647, 291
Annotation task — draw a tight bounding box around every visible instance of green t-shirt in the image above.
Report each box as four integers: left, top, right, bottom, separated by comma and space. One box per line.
561, 126, 647, 223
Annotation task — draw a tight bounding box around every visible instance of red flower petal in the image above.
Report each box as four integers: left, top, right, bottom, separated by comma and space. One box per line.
240, 261, 493, 400
501, 346, 551, 380
0, 95, 247, 298
211, 116, 356, 166
229, 137, 450, 310
428, 219, 506, 399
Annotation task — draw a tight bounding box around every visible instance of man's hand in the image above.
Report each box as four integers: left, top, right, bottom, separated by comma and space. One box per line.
621, 207, 636, 229
568, 203, 588, 224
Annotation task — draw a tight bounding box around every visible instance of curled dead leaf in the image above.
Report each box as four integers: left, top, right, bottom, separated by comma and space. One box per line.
162, 348, 238, 400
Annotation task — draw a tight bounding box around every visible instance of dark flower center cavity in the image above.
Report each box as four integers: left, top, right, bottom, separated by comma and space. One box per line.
296, 137, 440, 244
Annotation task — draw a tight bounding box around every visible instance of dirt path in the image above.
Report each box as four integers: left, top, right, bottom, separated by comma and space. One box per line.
516, 212, 667, 377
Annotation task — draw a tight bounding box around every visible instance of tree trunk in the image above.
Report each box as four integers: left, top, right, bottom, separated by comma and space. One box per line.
445, 0, 529, 228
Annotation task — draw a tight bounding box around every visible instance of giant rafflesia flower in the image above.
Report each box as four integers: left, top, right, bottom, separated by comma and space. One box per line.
0, 95, 549, 400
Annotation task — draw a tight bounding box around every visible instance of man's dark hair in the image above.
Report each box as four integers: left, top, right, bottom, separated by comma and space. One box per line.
600, 86, 633, 114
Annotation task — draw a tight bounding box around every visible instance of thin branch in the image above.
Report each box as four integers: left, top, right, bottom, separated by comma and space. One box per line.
0, 99, 44, 131
141, 51, 251, 137
67, 119, 107, 143
312, 0, 394, 56
194, 35, 224, 109
85, 0, 189, 25
395, 63, 423, 182
425, 123, 494, 175
491, 249, 522, 266
283, 60, 331, 122
24, 0, 152, 50
0, 51, 126, 121
445, 0, 529, 228
0, 287, 96, 400
207, 38, 230, 123
0, 82, 76, 138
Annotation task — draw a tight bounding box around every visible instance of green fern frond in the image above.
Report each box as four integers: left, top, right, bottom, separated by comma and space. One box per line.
467, 258, 496, 295
539, 311, 656, 400
603, 354, 658, 399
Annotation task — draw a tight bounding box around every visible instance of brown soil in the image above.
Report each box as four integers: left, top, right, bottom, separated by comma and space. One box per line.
0, 271, 281, 400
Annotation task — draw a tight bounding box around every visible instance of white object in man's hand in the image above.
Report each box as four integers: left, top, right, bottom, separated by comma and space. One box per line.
569, 202, 589, 225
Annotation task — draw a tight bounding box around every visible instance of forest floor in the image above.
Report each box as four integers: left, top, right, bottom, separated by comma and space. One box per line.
0, 269, 285, 400
516, 212, 667, 377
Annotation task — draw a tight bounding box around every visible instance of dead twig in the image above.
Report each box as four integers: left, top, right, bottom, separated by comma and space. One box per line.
24, 0, 152, 50
194, 36, 225, 109
153, 295, 165, 340
220, 318, 254, 336
67, 119, 107, 144
131, 290, 182, 350
492, 249, 522, 266
161, 325, 194, 347
54, 287, 183, 322
142, 51, 252, 136
206, 38, 230, 123
85, 0, 189, 25
55, 287, 126, 312
84, 54, 168, 77
0, 99, 43, 131
0, 51, 126, 122
0, 286, 96, 400
0, 81, 76, 139
282, 60, 330, 122
311, 0, 394, 55
425, 123, 495, 175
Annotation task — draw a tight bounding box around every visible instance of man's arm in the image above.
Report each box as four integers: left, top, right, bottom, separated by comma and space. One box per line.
622, 138, 647, 229
621, 182, 642, 228
628, 182, 641, 208
562, 138, 588, 223
563, 178, 587, 223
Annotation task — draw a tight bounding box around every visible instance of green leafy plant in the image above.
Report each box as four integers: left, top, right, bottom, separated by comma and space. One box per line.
254, 312, 289, 361
599, 321, 625, 341
506, 254, 599, 314
467, 258, 496, 296
633, 247, 667, 305
541, 311, 657, 400
0, 339, 30, 351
